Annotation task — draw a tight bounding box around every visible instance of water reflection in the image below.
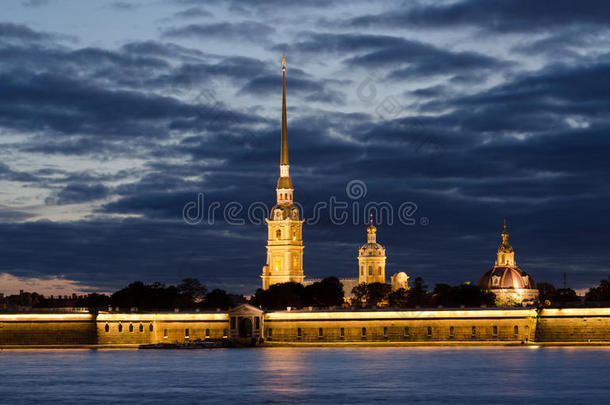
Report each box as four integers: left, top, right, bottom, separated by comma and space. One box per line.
0, 348, 609, 404
258, 348, 308, 395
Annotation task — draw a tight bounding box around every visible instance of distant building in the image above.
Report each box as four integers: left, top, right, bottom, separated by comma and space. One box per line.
478, 222, 539, 306
358, 214, 387, 284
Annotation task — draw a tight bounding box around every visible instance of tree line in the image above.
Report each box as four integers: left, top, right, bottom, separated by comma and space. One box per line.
26, 275, 610, 312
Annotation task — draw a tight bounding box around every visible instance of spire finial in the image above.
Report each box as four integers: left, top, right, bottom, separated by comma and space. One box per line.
370, 212, 374, 224
280, 54, 289, 167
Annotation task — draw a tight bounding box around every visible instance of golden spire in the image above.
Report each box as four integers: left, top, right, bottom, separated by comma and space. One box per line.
280, 54, 289, 166
499, 219, 513, 252
367, 213, 376, 234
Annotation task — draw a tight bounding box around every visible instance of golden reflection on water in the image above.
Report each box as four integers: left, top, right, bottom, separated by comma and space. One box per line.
258, 348, 309, 395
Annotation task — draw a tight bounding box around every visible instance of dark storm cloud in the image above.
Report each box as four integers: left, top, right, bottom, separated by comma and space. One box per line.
0, 162, 39, 183
346, 0, 610, 33
46, 183, 111, 205
173, 7, 213, 19
240, 74, 346, 104
275, 33, 511, 80
0, 22, 55, 42
162, 21, 276, 43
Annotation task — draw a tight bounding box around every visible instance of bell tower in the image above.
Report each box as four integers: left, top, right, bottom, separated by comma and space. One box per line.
261, 56, 305, 290
358, 214, 386, 284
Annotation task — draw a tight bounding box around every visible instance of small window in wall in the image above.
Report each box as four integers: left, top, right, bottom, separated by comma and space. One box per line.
274, 257, 281, 271
149, 324, 153, 332
276, 229, 282, 239
293, 256, 299, 270
297, 328, 302, 339
362, 327, 367, 338
255, 317, 260, 330
383, 327, 388, 338
163, 329, 168, 339
514, 325, 519, 336
223, 329, 228, 338
318, 328, 323, 338
104, 324, 109, 333
492, 326, 498, 337
292, 230, 297, 240
185, 328, 190, 339
427, 326, 432, 337
231, 317, 236, 329
340, 328, 345, 338
205, 329, 210, 338
378, 267, 382, 275
368, 266, 373, 276
404, 327, 410, 337
129, 324, 134, 333
360, 266, 364, 276
118, 324, 123, 333
525, 325, 529, 339
139, 324, 144, 332
449, 326, 455, 338
267, 328, 273, 339
471, 326, 476, 337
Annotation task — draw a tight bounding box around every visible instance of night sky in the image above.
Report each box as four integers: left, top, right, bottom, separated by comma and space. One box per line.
1, 0, 609, 295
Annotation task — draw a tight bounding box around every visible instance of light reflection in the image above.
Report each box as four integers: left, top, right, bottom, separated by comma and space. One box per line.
257, 348, 308, 395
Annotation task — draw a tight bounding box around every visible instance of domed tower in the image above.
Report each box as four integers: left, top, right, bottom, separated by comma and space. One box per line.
358, 214, 386, 284
261, 56, 305, 290
477, 221, 539, 306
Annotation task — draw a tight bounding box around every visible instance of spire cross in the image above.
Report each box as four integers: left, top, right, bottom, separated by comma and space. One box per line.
370, 212, 374, 224
281, 54, 286, 70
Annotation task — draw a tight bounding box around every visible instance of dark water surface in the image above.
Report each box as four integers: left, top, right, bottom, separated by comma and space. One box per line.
1, 347, 609, 404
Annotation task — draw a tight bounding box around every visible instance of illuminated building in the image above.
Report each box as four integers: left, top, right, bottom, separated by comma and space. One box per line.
358, 214, 387, 284
478, 221, 539, 306
261, 57, 305, 290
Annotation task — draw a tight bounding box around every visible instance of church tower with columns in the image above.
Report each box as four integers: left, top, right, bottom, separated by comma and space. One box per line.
261, 57, 305, 290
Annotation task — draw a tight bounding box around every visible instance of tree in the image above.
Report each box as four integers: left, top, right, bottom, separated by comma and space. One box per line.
304, 277, 344, 308
586, 276, 610, 302
351, 283, 368, 306
388, 288, 410, 308
433, 283, 495, 308
250, 282, 305, 310
178, 278, 207, 302
110, 281, 182, 311
367, 282, 391, 307
405, 277, 433, 307
201, 289, 232, 310
537, 282, 557, 304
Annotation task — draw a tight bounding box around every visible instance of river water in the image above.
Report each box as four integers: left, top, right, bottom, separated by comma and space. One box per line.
0, 347, 609, 404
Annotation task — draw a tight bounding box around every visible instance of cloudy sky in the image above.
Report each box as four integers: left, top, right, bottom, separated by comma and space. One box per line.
1, 0, 609, 295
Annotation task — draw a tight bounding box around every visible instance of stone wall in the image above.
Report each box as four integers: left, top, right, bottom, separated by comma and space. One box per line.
2, 308, 610, 346
536, 308, 610, 342
263, 309, 538, 343
0, 314, 96, 346
96, 313, 230, 345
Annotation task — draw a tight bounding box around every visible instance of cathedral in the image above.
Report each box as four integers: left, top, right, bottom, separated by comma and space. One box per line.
261, 58, 536, 306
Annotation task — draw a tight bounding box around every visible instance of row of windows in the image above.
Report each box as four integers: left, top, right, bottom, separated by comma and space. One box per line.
360, 265, 383, 276
104, 324, 227, 339
162, 328, 227, 339
104, 323, 153, 333
266, 325, 528, 339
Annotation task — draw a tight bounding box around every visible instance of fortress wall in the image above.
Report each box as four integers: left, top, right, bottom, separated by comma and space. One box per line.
263, 309, 538, 343
0, 314, 96, 346
96, 313, 230, 345
536, 308, 610, 342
